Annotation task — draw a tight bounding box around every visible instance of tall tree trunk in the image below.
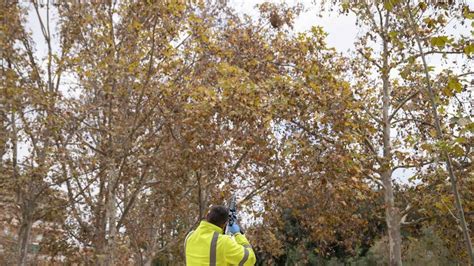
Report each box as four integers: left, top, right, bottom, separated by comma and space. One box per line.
104, 166, 119, 265
381, 170, 402, 266
17, 207, 33, 266
144, 258, 153, 266
0, 110, 6, 170
381, 20, 402, 265
11, 99, 33, 266
406, 4, 474, 263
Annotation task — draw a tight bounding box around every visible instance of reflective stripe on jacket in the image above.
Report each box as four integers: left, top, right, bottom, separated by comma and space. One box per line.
185, 220, 256, 266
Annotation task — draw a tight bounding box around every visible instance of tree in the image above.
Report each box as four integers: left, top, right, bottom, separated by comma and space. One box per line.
403, 1, 473, 261
56, 1, 191, 264
218, 3, 385, 262
1, 1, 70, 264
56, 1, 288, 264
337, 0, 473, 264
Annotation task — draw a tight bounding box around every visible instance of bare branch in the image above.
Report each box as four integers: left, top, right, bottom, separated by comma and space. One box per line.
392, 159, 435, 172
389, 89, 421, 121
290, 119, 335, 145
361, 105, 383, 125
357, 48, 382, 70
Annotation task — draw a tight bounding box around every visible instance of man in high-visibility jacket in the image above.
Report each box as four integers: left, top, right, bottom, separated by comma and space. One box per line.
185, 205, 256, 266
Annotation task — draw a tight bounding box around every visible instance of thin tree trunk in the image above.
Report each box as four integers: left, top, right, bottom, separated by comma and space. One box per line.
17, 208, 33, 266
406, 3, 474, 263
13, 111, 33, 266
381, 15, 402, 265
104, 167, 119, 266
144, 258, 153, 266
381, 170, 402, 266
197, 171, 204, 219
10, 96, 32, 266
381, 71, 402, 266
0, 110, 6, 169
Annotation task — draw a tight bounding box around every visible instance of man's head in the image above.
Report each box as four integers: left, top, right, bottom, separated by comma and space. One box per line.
206, 205, 229, 229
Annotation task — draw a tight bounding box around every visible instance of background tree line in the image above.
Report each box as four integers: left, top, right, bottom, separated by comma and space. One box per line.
0, 0, 472, 265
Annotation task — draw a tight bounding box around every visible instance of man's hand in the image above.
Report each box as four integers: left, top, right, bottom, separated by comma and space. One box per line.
228, 223, 241, 235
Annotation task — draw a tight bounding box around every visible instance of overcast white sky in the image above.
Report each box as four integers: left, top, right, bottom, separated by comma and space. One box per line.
230, 0, 359, 52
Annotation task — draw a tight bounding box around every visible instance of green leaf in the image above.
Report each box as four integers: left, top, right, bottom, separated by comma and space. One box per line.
341, 0, 350, 12
466, 122, 474, 133
463, 44, 474, 55
438, 105, 446, 115
418, 2, 427, 11
447, 77, 462, 93
424, 17, 436, 28
430, 36, 449, 48
451, 145, 464, 157
464, 9, 474, 19
421, 143, 432, 152
455, 137, 467, 144
383, 0, 402, 11
388, 31, 398, 40
384, 1, 393, 11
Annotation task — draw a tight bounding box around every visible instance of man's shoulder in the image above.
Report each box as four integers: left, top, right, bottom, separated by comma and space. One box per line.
218, 233, 248, 246
218, 233, 235, 245
217, 234, 235, 252
218, 234, 232, 240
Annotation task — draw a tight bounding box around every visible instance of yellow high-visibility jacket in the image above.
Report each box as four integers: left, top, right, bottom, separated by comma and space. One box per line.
185, 220, 256, 266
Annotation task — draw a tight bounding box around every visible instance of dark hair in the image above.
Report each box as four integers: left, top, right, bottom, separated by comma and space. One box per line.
206, 205, 229, 227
